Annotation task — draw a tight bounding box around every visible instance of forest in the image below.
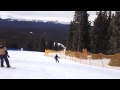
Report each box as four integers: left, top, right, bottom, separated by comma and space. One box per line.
0, 18, 70, 51
66, 11, 120, 54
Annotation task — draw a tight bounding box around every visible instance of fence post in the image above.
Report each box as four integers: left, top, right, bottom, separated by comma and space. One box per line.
79, 52, 81, 63
102, 58, 104, 68
100, 53, 104, 68
90, 57, 91, 66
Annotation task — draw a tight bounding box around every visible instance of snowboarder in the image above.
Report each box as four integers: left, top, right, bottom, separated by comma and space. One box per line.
0, 42, 11, 68
54, 54, 60, 63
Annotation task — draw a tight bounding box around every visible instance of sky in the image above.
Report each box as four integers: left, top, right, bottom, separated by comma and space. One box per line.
0, 11, 97, 23
0, 50, 120, 79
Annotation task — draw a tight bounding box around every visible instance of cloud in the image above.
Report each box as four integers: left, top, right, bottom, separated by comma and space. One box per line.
0, 11, 98, 22
0, 11, 75, 22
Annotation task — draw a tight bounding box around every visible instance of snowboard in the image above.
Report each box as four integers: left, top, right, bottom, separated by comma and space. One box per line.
0, 66, 16, 69
7, 67, 16, 69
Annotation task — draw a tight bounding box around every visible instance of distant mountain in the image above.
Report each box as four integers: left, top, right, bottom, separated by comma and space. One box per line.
0, 18, 70, 46
0, 15, 70, 24
0, 18, 69, 29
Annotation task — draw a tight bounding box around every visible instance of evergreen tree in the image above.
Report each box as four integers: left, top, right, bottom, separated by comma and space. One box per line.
90, 11, 102, 53
90, 11, 108, 54
109, 11, 120, 54
58, 45, 63, 51
46, 40, 54, 50
66, 21, 74, 51
101, 11, 108, 54
54, 42, 58, 51
71, 11, 90, 52
66, 11, 90, 52
106, 11, 112, 54
37, 36, 41, 51
72, 11, 82, 51
33, 38, 37, 51
78, 11, 91, 52
39, 35, 46, 52
72, 25, 78, 51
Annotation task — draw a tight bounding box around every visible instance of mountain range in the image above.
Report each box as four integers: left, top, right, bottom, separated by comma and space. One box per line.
0, 17, 70, 46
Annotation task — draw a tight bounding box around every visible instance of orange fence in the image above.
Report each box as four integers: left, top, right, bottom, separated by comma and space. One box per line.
45, 49, 120, 67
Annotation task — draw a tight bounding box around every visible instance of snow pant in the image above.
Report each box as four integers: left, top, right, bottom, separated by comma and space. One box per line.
0, 55, 10, 67
55, 58, 59, 63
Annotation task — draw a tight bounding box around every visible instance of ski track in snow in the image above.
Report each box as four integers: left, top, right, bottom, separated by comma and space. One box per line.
0, 50, 120, 79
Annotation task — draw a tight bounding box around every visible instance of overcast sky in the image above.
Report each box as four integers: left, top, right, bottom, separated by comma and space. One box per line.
0, 11, 97, 23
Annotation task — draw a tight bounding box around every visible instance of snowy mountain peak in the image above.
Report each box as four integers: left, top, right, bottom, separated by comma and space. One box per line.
0, 15, 70, 25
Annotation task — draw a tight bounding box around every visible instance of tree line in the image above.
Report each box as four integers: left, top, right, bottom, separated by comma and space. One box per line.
0, 34, 64, 52
66, 11, 120, 55
0, 18, 68, 52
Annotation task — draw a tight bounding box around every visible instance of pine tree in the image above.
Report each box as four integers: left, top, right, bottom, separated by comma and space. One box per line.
66, 21, 74, 51
90, 11, 103, 53
54, 42, 58, 51
67, 11, 90, 52
46, 40, 54, 50
33, 38, 37, 51
37, 34, 46, 52
58, 45, 63, 51
101, 11, 108, 54
109, 11, 120, 54
90, 11, 109, 54
72, 11, 82, 51
72, 25, 78, 51
37, 36, 41, 51
106, 11, 112, 54
40, 35, 46, 52
78, 11, 91, 52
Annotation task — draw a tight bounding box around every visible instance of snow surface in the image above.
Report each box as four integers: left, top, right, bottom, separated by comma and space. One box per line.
0, 50, 120, 79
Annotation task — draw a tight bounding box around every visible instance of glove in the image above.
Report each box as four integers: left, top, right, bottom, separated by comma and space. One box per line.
7, 55, 10, 58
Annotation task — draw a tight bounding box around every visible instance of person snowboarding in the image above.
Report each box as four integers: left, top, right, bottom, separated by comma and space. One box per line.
54, 54, 60, 63
0, 42, 11, 68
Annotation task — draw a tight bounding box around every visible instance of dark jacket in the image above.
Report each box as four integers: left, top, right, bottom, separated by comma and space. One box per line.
54, 55, 60, 59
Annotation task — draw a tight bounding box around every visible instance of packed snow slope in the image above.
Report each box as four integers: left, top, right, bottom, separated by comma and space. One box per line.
0, 50, 120, 79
